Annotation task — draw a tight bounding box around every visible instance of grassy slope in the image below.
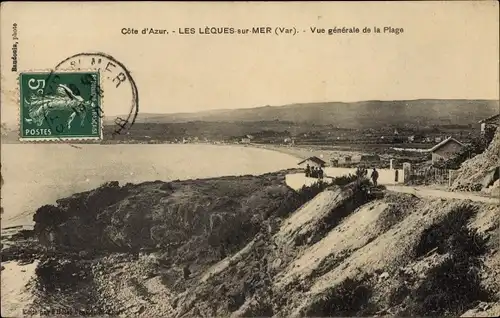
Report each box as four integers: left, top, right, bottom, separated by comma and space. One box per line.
167, 190, 499, 318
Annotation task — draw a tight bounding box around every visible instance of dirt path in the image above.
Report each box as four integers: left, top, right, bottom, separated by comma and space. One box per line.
386, 185, 499, 204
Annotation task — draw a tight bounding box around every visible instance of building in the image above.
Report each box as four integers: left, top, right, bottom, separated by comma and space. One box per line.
478, 114, 500, 134
360, 154, 381, 163
241, 138, 251, 144
429, 137, 464, 163
337, 155, 352, 165
298, 156, 326, 169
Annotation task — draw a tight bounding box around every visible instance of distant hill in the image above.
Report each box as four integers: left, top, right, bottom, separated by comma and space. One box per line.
106, 99, 499, 129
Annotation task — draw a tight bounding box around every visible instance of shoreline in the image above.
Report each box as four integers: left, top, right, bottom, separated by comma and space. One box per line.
246, 143, 366, 162
0, 142, 391, 230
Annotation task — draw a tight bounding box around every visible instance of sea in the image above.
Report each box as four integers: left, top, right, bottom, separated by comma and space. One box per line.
1, 143, 300, 228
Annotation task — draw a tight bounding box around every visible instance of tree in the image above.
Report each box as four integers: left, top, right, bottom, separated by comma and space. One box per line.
33, 204, 68, 233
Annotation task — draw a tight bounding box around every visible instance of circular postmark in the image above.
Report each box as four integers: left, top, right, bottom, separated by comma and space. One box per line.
37, 52, 139, 141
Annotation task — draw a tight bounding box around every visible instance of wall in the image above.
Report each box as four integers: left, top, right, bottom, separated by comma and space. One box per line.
323, 167, 404, 185
286, 167, 405, 190
285, 174, 333, 191
432, 152, 444, 163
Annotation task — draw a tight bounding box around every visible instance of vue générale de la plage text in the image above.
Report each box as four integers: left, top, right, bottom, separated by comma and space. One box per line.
121, 26, 405, 36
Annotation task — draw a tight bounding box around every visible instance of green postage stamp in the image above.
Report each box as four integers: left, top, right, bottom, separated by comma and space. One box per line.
19, 71, 102, 141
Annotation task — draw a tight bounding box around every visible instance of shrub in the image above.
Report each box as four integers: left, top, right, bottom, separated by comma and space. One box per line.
330, 174, 359, 186
33, 204, 68, 233
401, 203, 492, 316
297, 180, 330, 201
303, 275, 376, 316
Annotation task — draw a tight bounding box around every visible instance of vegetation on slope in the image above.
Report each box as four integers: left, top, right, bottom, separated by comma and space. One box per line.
8, 168, 498, 317
33, 171, 305, 259
451, 127, 500, 191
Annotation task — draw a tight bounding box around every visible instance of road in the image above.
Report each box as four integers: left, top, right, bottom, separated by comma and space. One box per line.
286, 173, 498, 204
385, 185, 499, 204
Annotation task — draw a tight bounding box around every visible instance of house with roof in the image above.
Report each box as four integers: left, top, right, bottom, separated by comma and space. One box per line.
478, 113, 500, 134
298, 156, 326, 169
429, 137, 464, 163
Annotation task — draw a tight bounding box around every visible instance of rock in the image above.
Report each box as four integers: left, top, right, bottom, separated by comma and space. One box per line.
183, 265, 191, 279
478, 302, 491, 311
271, 258, 282, 269
133, 305, 146, 314
255, 240, 265, 248
379, 272, 390, 280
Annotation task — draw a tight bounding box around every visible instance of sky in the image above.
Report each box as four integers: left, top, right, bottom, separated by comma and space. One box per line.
1, 1, 499, 122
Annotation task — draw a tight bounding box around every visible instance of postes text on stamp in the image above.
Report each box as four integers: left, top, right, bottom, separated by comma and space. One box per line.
19, 71, 102, 141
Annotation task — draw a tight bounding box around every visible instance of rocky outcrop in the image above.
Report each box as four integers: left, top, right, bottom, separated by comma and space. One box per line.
451, 127, 500, 191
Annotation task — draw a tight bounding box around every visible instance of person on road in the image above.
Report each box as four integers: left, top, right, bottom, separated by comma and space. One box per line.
371, 168, 379, 186
305, 164, 311, 177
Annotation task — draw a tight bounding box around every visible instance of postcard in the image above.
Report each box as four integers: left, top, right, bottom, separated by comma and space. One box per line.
1, 1, 499, 317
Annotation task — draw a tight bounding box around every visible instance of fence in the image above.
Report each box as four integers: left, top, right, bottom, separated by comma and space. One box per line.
405, 165, 458, 187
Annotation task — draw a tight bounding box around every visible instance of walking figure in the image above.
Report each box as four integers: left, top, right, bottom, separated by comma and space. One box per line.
371, 168, 379, 186
305, 164, 311, 177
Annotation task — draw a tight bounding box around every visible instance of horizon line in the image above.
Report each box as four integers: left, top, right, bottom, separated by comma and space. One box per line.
107, 97, 500, 117
2, 97, 499, 125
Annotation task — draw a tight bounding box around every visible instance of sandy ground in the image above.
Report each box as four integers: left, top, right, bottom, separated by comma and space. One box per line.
249, 143, 365, 162
1, 261, 38, 317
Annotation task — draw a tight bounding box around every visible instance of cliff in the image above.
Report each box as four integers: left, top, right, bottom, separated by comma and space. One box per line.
451, 127, 500, 192
5, 171, 499, 317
